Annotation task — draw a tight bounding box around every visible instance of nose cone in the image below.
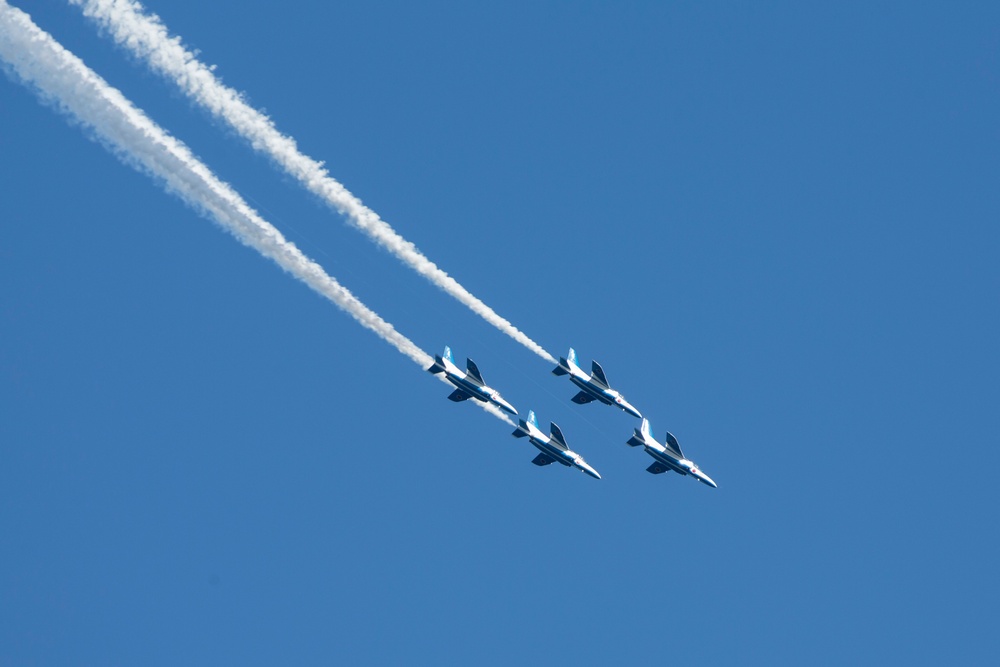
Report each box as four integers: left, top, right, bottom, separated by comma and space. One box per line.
620, 400, 643, 420
696, 471, 718, 488
578, 462, 602, 480
495, 397, 518, 416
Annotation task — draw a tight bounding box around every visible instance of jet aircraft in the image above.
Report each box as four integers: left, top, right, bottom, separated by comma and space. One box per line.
512, 410, 601, 479
626, 419, 717, 488
427, 346, 518, 416
552, 348, 642, 419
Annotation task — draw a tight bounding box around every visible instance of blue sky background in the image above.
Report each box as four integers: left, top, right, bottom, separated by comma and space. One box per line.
2, 1, 998, 664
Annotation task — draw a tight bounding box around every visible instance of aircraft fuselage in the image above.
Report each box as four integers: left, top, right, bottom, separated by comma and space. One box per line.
645, 445, 717, 488
570, 373, 618, 406
567, 369, 643, 419
514, 416, 602, 479
628, 423, 717, 488
525, 433, 573, 468
429, 351, 518, 416
444, 366, 493, 402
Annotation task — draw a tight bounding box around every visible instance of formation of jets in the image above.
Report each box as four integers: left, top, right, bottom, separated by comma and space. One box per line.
428, 346, 717, 488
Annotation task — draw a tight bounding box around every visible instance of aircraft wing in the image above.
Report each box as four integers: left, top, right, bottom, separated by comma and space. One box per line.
590, 361, 610, 388
465, 359, 485, 386
664, 431, 685, 458
531, 453, 556, 466
548, 423, 569, 451
646, 462, 669, 474
571, 391, 596, 404
447, 389, 472, 402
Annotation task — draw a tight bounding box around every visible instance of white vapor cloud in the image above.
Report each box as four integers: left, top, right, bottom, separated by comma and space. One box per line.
72, 0, 556, 364
0, 0, 514, 427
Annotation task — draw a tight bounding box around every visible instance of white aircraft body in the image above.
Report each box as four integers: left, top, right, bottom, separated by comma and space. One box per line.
553, 348, 642, 419
627, 419, 717, 488
428, 346, 518, 416
512, 410, 601, 479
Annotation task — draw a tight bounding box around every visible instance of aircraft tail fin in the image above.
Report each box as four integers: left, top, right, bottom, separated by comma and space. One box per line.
512, 409, 538, 438
427, 354, 446, 374
626, 418, 651, 447
552, 347, 579, 376
428, 345, 455, 374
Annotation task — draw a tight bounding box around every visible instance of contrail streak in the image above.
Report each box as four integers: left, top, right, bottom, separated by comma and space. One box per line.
0, 0, 513, 426
71, 0, 556, 364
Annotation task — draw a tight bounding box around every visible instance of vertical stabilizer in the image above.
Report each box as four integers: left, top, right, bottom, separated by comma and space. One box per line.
443, 346, 455, 364
527, 410, 539, 428
553, 348, 579, 376
627, 419, 649, 448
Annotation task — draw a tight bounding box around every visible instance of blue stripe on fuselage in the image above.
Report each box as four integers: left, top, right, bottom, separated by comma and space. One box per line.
569, 375, 614, 405
530, 438, 573, 467
448, 373, 491, 401
648, 448, 688, 475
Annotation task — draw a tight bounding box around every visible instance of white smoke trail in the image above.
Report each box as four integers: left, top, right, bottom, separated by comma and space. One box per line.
0, 0, 514, 426
70, 0, 556, 364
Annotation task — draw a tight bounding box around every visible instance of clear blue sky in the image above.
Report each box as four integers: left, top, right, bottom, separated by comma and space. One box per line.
2, 1, 998, 664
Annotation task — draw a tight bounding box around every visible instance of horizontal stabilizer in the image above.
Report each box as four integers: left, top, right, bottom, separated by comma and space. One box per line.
646, 462, 668, 475
552, 357, 570, 376
664, 431, 685, 458
532, 453, 555, 466
427, 356, 446, 374
571, 391, 596, 405
448, 389, 472, 402
590, 361, 610, 388
548, 423, 569, 450
465, 359, 485, 386
626, 432, 645, 448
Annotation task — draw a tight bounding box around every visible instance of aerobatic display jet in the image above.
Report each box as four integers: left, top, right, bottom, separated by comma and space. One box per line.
511, 410, 601, 479
626, 419, 717, 488
552, 348, 642, 419
427, 346, 518, 416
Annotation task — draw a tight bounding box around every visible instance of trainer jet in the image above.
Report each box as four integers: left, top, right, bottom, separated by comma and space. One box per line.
626, 419, 717, 488
552, 348, 642, 419
512, 410, 601, 479
427, 346, 518, 416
